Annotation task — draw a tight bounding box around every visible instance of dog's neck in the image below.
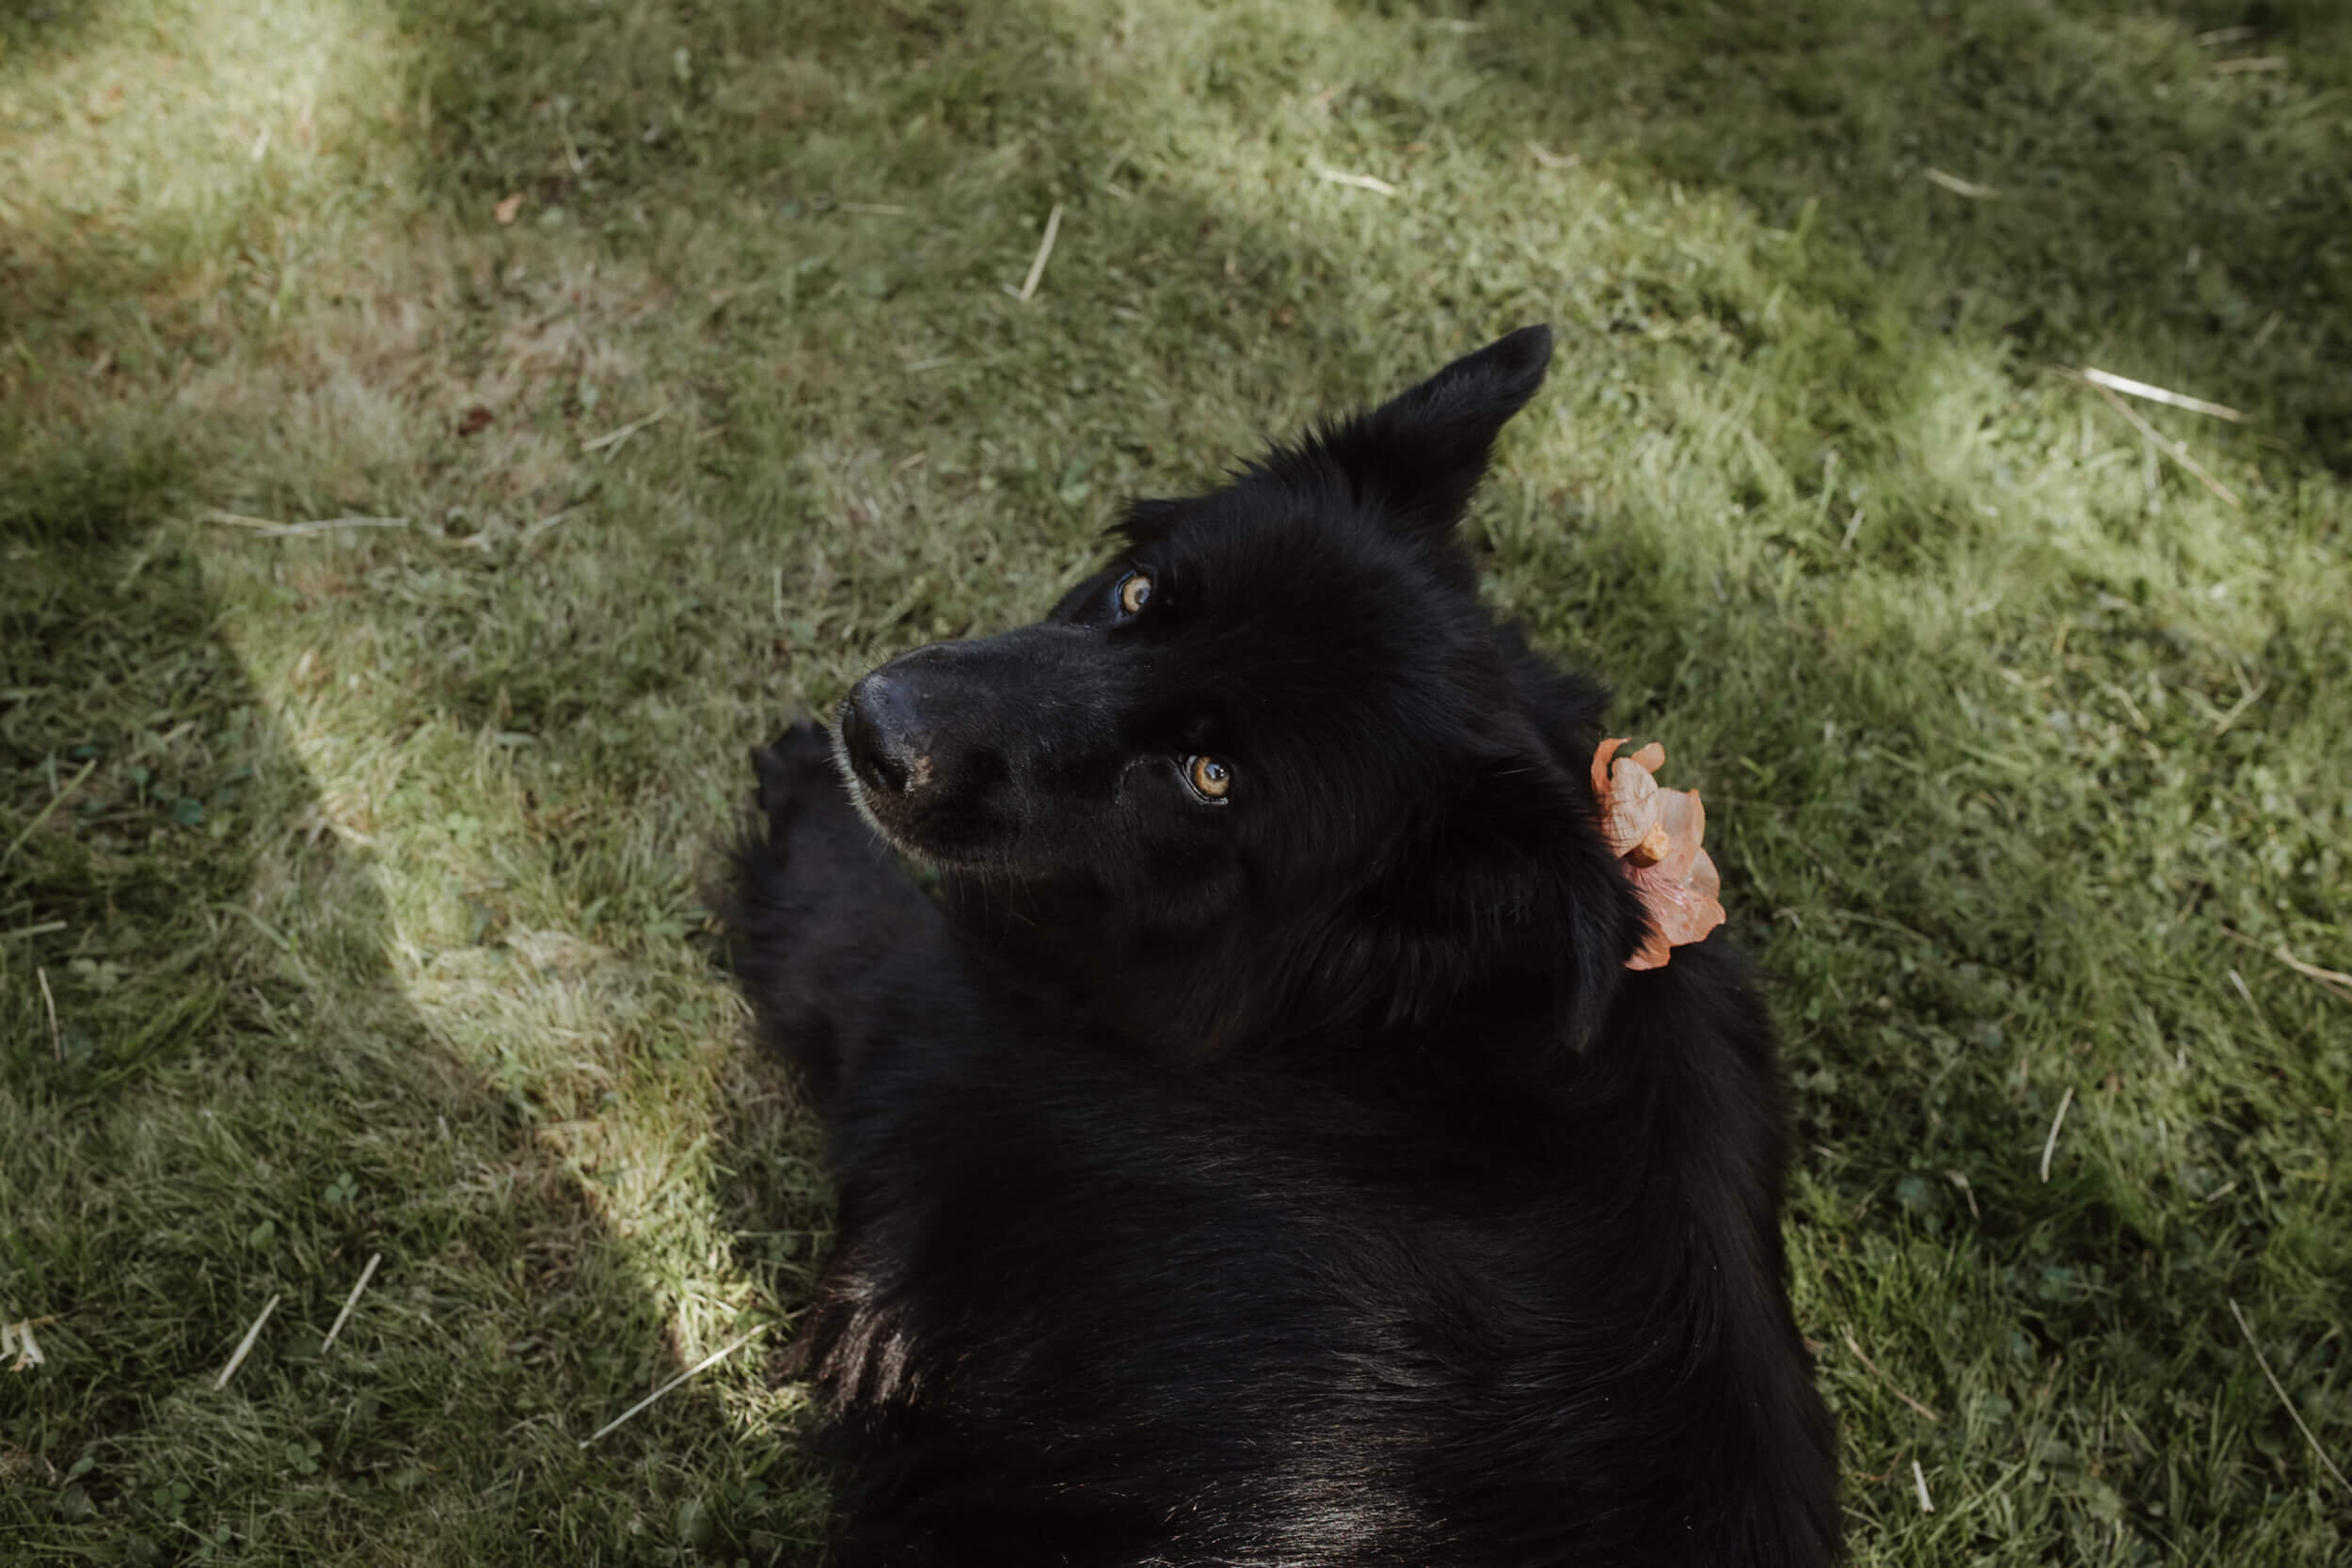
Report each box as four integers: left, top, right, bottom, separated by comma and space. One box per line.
941, 868, 1630, 1082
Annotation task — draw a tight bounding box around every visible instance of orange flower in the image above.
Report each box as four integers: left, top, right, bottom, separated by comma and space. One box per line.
1591, 738, 1725, 971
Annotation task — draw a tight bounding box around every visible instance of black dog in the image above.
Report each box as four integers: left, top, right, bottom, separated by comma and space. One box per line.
730, 326, 1840, 1566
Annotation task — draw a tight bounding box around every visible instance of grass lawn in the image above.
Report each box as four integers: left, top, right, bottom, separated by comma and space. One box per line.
4, 0, 2349, 1560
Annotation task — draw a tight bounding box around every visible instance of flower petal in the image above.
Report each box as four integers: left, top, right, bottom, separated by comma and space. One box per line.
1597, 736, 1726, 969
1646, 787, 1707, 880
1688, 845, 1722, 904
1630, 863, 1727, 950
1627, 929, 1675, 971
1602, 760, 1661, 855
1592, 737, 1628, 800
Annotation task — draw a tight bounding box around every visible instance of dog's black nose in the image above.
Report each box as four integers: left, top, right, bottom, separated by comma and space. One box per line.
841, 672, 924, 795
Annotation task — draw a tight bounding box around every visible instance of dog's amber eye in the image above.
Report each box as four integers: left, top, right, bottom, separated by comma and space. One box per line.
1185, 754, 1232, 800
1118, 572, 1153, 615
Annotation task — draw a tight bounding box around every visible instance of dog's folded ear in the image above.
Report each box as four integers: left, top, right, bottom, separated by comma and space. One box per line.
1114, 495, 1197, 547
1352, 748, 1641, 1053
1287, 325, 1554, 541
1148, 745, 1637, 1060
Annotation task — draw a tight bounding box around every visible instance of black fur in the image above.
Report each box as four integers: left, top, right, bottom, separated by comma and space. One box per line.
728, 325, 1841, 1566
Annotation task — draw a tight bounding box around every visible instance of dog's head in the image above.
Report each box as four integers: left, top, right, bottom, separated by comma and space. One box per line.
834, 326, 1644, 1052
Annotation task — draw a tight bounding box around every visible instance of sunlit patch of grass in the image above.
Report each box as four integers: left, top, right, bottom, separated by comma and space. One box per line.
6, 0, 2350, 1560
0, 0, 420, 358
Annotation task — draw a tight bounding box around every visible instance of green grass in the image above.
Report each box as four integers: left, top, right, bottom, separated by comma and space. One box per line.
3, 0, 2348, 1560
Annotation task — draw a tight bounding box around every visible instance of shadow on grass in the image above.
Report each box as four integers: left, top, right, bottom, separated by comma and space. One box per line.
0, 0, 111, 75
0, 463, 810, 1561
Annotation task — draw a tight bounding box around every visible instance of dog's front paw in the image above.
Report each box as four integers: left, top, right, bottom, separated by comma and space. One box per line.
745, 717, 914, 903
753, 719, 852, 830
732, 718, 946, 1100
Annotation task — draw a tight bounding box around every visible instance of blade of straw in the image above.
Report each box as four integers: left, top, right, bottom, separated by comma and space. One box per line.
319, 1254, 383, 1354
579, 1325, 769, 1448
215, 1293, 281, 1391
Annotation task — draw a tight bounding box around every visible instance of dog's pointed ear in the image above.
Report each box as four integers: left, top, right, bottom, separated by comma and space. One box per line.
1300, 325, 1554, 537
